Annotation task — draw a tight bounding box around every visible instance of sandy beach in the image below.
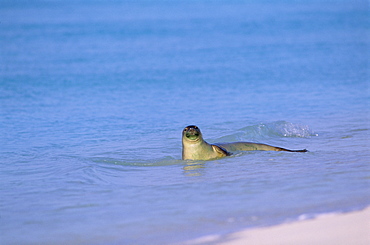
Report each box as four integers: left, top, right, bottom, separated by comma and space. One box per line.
184, 207, 370, 245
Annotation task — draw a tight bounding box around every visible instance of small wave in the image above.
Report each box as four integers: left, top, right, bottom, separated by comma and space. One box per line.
239, 121, 317, 139
91, 156, 181, 167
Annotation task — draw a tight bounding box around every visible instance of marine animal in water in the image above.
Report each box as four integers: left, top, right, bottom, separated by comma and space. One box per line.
182, 125, 307, 160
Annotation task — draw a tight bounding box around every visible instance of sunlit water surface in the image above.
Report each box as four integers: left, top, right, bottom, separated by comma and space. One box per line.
1, 0, 369, 244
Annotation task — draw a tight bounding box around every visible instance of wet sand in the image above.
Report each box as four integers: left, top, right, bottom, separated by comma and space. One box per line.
183, 207, 370, 245
220, 207, 370, 245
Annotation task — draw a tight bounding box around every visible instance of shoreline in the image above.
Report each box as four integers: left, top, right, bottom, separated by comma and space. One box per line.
183, 207, 370, 245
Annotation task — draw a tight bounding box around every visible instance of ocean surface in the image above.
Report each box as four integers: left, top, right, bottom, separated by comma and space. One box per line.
0, 0, 369, 244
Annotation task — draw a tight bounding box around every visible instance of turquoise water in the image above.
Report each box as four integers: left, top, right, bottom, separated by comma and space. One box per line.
1, 0, 369, 244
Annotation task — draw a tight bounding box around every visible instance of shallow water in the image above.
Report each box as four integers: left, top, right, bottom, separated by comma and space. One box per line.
1, 0, 369, 244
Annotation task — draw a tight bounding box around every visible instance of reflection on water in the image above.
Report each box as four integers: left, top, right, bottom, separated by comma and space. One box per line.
183, 161, 206, 176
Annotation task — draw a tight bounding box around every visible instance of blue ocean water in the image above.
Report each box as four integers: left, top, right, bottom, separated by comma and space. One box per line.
0, 0, 369, 244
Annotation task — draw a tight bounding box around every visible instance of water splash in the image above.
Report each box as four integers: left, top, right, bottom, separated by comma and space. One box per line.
239, 121, 317, 139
